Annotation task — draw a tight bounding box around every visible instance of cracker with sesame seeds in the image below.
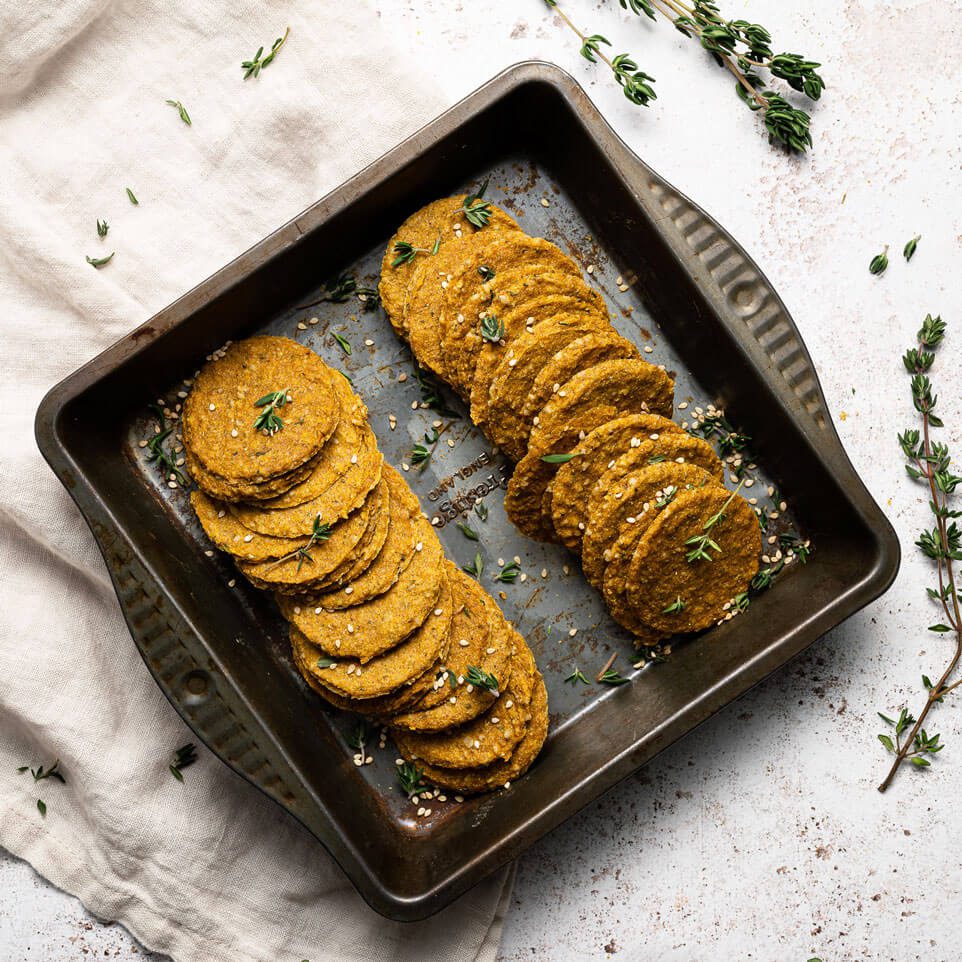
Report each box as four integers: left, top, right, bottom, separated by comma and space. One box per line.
290, 630, 439, 715
312, 465, 420, 609
277, 516, 445, 661
190, 489, 306, 562
379, 195, 521, 333
229, 441, 383, 537
526, 359, 676, 459
387, 570, 516, 731
432, 233, 585, 387
292, 572, 453, 699
186, 444, 323, 503
460, 268, 606, 412
547, 413, 686, 552
480, 313, 613, 460
523, 331, 642, 446
415, 669, 548, 794
582, 461, 713, 591
236, 477, 386, 593
252, 375, 372, 510
182, 336, 339, 484
504, 406, 622, 541
624, 485, 761, 634
392, 642, 536, 769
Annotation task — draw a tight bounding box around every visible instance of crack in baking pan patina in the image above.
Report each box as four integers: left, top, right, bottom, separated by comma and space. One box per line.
35, 62, 899, 920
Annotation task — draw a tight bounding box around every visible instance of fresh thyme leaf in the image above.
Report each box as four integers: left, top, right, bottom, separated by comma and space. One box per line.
165, 99, 192, 126
565, 668, 590, 685
169, 742, 197, 781
268, 514, 332, 572
903, 235, 921, 262
145, 405, 188, 487
494, 561, 520, 584
316, 657, 336, 669
242, 26, 290, 79
647, 454, 667, 464
356, 285, 380, 311
96, 219, 109, 238
580, 33, 611, 63
397, 761, 427, 798
460, 177, 492, 228
478, 265, 496, 282
462, 552, 484, 580
479, 313, 505, 344
465, 665, 500, 695
37, 799, 47, 817
410, 427, 440, 471
86, 252, 115, 268
347, 720, 371, 752
456, 521, 479, 541
869, 246, 889, 276
662, 597, 686, 614
474, 501, 489, 522
412, 364, 459, 418
253, 388, 290, 435
19, 760, 66, 784
126, 187, 139, 205
684, 484, 743, 563
655, 485, 678, 509
540, 453, 576, 464
599, 668, 629, 686
332, 332, 352, 356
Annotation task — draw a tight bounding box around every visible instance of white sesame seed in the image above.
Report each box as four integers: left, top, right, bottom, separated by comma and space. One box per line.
541, 197, 550, 207
586, 264, 595, 274
297, 322, 307, 331
243, 534, 253, 543
208, 403, 216, 411
459, 639, 469, 647
227, 579, 236, 588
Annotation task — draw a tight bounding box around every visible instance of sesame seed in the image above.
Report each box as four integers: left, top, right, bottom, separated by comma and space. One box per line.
204, 550, 214, 557
227, 579, 236, 588
243, 534, 253, 543
344, 587, 354, 595
490, 716, 500, 724
459, 639, 469, 647
505, 699, 513, 709
644, 345, 654, 354
541, 197, 550, 207
208, 403, 216, 411
297, 322, 307, 331
568, 628, 577, 637
350, 454, 358, 464
434, 608, 443, 617
586, 265, 595, 274
678, 401, 689, 410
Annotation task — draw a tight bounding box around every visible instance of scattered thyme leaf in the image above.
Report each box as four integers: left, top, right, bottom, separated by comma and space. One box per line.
169, 742, 197, 781
145, 405, 188, 487
540, 453, 576, 464
903, 235, 921, 262
126, 187, 139, 205
869, 246, 889, 276
86, 252, 115, 268
598, 668, 629, 686
479, 313, 505, 344
165, 99, 192, 126
332, 332, 352, 356
465, 665, 500, 695
37, 799, 47, 817
662, 597, 686, 614
478, 264, 496, 282
397, 761, 427, 798
456, 521, 480, 541
494, 561, 521, 584
96, 219, 109, 238
565, 668, 590, 685
462, 552, 484, 580
474, 501, 489, 522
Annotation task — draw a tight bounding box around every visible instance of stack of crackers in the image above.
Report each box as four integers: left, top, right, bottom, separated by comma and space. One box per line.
183, 335, 548, 794
380, 194, 761, 643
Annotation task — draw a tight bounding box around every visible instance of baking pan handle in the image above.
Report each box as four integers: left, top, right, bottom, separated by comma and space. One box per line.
602, 132, 832, 441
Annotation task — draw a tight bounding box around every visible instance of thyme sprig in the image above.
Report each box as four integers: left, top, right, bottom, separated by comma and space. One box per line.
242, 27, 290, 79
145, 405, 188, 487
565, 668, 590, 685
347, 721, 372, 764
253, 389, 290, 435
268, 515, 333, 572
392, 233, 441, 267
480, 313, 505, 344
462, 552, 484, 580
414, 365, 459, 418
684, 483, 743, 563
96, 219, 109, 238
298, 273, 377, 311
878, 316, 961, 792
169, 742, 198, 781
459, 177, 493, 228
494, 561, 521, 583
546, 1, 657, 107
466, 665, 500, 695
17, 760, 66, 784
397, 761, 428, 798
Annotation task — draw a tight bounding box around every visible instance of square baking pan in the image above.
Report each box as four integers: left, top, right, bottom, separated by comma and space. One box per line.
35, 62, 899, 921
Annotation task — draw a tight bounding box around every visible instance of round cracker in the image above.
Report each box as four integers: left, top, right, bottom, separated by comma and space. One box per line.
524, 331, 640, 437
379, 195, 520, 332
312, 465, 420, 609
392, 643, 536, 769
625, 485, 761, 634
183, 336, 339, 483
293, 573, 453, 699
527, 359, 675, 458
388, 574, 516, 731
255, 375, 371, 509
416, 670, 548, 794
186, 445, 321, 503
547, 413, 685, 552
237, 479, 384, 593
291, 632, 438, 716
190, 489, 304, 562
459, 269, 605, 409
229, 444, 383, 537
504, 405, 624, 542
277, 516, 445, 662
479, 314, 612, 460
582, 461, 713, 590
438, 235, 585, 390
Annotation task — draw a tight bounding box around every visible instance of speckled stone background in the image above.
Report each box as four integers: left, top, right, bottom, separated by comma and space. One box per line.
3, 2, 961, 960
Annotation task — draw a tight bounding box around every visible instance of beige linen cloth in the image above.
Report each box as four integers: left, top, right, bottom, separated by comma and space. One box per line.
0, 2, 514, 960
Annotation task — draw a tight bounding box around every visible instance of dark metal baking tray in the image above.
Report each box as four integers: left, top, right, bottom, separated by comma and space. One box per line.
35, 62, 899, 921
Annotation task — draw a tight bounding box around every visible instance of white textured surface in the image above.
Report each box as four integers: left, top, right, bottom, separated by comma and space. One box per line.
4, 1, 962, 960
